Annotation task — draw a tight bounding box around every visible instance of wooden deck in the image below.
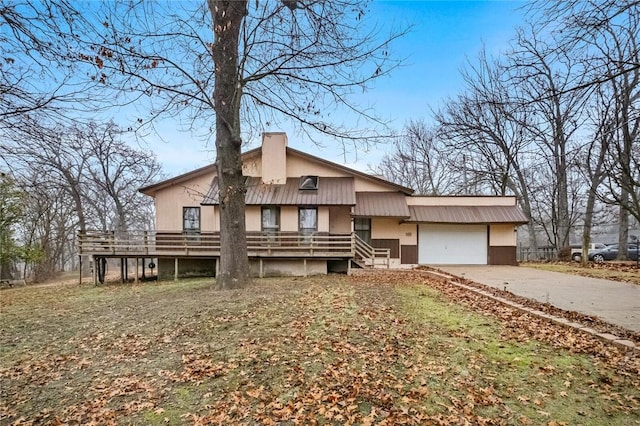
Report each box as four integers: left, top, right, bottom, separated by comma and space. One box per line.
78, 230, 356, 258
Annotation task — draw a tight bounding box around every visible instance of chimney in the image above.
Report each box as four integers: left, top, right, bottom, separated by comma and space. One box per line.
261, 132, 288, 184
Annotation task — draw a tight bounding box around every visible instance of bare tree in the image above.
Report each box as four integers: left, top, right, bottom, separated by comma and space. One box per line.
536, 0, 640, 256
375, 120, 463, 195
83, 122, 162, 233
66, 1, 407, 289
506, 27, 589, 249
2, 120, 160, 280
594, 8, 640, 258
0, 173, 25, 279
576, 86, 615, 264
526, 1, 640, 93
434, 49, 540, 251
0, 1, 100, 130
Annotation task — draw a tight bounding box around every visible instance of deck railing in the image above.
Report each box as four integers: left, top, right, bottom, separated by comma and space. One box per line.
78, 230, 355, 258
353, 234, 391, 268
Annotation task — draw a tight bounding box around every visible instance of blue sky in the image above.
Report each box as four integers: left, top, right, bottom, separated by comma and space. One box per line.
152, 1, 527, 176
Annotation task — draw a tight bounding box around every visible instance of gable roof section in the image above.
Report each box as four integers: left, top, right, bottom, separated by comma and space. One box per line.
285, 146, 414, 195
138, 163, 218, 196
138, 145, 412, 197
202, 176, 356, 206
406, 205, 529, 224
354, 192, 410, 218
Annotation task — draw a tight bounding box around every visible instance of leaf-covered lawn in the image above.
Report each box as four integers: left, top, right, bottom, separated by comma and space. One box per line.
1, 271, 639, 425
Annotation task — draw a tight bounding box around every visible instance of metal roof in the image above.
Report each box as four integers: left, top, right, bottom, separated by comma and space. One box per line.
202, 176, 356, 205
407, 205, 529, 224
353, 192, 411, 217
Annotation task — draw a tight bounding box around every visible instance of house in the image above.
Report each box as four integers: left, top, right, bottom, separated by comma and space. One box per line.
78, 132, 528, 281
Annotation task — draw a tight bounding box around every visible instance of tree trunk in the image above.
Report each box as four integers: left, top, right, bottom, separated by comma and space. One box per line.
210, 0, 251, 290
581, 134, 607, 265
618, 194, 629, 260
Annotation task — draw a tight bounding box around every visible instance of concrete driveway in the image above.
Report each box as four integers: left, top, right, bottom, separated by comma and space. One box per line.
437, 265, 640, 333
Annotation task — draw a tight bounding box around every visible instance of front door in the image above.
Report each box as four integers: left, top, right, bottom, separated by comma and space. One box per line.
354, 218, 371, 244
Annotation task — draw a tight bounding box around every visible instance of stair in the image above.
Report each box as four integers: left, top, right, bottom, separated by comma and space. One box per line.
353, 234, 390, 269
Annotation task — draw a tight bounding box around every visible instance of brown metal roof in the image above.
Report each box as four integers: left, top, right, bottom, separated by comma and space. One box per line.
407, 205, 529, 224
353, 192, 410, 217
202, 176, 356, 205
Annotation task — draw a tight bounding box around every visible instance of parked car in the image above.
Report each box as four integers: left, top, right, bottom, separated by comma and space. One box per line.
570, 243, 608, 261
589, 244, 639, 262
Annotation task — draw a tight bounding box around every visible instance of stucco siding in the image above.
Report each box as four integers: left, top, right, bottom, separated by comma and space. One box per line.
154, 173, 214, 230
372, 219, 416, 246
490, 224, 516, 246
318, 207, 330, 232
286, 154, 351, 178
353, 177, 402, 192
329, 206, 351, 234
281, 207, 298, 232
246, 206, 262, 232
242, 155, 261, 177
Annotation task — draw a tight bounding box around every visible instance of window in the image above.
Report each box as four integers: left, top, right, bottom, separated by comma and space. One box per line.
299, 175, 318, 190
183, 207, 201, 233
354, 218, 371, 244
299, 207, 318, 235
261, 206, 280, 233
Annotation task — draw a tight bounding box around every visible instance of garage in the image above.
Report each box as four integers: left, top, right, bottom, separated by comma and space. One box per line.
418, 223, 488, 264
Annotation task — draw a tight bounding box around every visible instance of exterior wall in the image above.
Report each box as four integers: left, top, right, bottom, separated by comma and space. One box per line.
281, 207, 298, 232
242, 154, 261, 177
209, 207, 220, 232
353, 178, 402, 192
154, 173, 215, 230
286, 154, 351, 178
261, 133, 287, 184
372, 218, 416, 246
329, 206, 351, 234
489, 224, 517, 265
318, 207, 330, 233
407, 196, 516, 207
489, 224, 517, 246
370, 218, 418, 264
489, 246, 517, 265
246, 206, 262, 232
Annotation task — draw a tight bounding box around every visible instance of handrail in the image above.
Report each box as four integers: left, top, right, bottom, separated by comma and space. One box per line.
352, 233, 390, 269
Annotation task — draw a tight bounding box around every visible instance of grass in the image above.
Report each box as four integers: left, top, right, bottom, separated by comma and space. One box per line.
1, 273, 639, 425
523, 261, 640, 285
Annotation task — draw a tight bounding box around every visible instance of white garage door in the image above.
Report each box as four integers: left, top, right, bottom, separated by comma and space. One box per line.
418, 224, 487, 264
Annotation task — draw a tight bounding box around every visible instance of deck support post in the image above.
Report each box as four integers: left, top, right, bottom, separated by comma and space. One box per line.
174, 258, 179, 281
135, 258, 139, 284
92, 255, 97, 285
78, 255, 82, 285
259, 259, 264, 278
303, 259, 308, 277
215, 258, 219, 278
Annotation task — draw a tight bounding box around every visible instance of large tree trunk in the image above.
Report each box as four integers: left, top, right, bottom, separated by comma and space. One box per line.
210, 0, 251, 290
